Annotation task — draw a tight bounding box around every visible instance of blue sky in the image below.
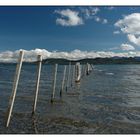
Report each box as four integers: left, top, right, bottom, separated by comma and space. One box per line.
0, 6, 140, 53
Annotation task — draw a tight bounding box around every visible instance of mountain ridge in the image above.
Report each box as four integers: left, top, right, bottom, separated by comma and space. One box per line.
1, 57, 140, 64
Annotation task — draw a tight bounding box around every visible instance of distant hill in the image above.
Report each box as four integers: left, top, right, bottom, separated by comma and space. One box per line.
1, 57, 140, 65
42, 58, 70, 65
42, 57, 140, 65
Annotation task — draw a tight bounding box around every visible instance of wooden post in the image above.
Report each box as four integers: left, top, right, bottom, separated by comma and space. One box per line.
51, 63, 58, 103
82, 64, 86, 77
60, 65, 67, 98
86, 63, 91, 75
91, 64, 94, 70
70, 65, 73, 87
84, 64, 87, 76
86, 63, 88, 75
66, 62, 71, 92
81, 64, 84, 78
71, 64, 75, 87
73, 64, 76, 85
89, 64, 92, 72
6, 50, 24, 127
32, 55, 42, 115
75, 62, 81, 83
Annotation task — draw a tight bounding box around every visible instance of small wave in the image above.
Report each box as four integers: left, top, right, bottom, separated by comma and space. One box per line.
106, 72, 114, 75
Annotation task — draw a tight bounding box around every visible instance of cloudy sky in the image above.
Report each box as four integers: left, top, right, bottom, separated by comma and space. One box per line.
1, 6, 140, 62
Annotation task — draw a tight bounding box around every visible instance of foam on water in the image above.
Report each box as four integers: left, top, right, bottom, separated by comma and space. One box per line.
105, 72, 114, 75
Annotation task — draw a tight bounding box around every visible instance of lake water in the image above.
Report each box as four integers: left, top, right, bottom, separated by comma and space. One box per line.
0, 64, 140, 134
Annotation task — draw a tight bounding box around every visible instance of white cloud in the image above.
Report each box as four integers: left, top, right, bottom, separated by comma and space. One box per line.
0, 48, 140, 63
102, 19, 108, 24
80, 7, 100, 19
109, 43, 135, 51
105, 6, 114, 10
115, 13, 140, 35
113, 31, 120, 34
94, 16, 101, 22
115, 13, 140, 46
120, 43, 135, 51
93, 16, 108, 24
109, 47, 119, 51
55, 9, 84, 26
127, 34, 140, 46
0, 49, 51, 63
89, 7, 100, 15
80, 7, 108, 24
55, 7, 108, 26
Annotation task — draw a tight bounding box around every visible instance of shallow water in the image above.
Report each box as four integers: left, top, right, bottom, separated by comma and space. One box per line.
0, 64, 140, 134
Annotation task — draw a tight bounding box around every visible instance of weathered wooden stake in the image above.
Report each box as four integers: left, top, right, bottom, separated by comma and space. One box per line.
66, 62, 71, 92
71, 65, 75, 87
84, 64, 87, 76
91, 64, 94, 70
89, 64, 92, 72
82, 65, 85, 77
32, 55, 42, 115
6, 50, 24, 127
75, 62, 81, 83
60, 65, 67, 98
70, 65, 73, 87
81, 64, 84, 78
86, 63, 91, 75
51, 63, 58, 103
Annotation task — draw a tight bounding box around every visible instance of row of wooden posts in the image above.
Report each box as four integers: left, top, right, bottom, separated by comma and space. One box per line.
5, 50, 93, 128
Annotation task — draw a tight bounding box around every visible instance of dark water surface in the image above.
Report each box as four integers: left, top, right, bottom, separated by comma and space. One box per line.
0, 64, 140, 134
